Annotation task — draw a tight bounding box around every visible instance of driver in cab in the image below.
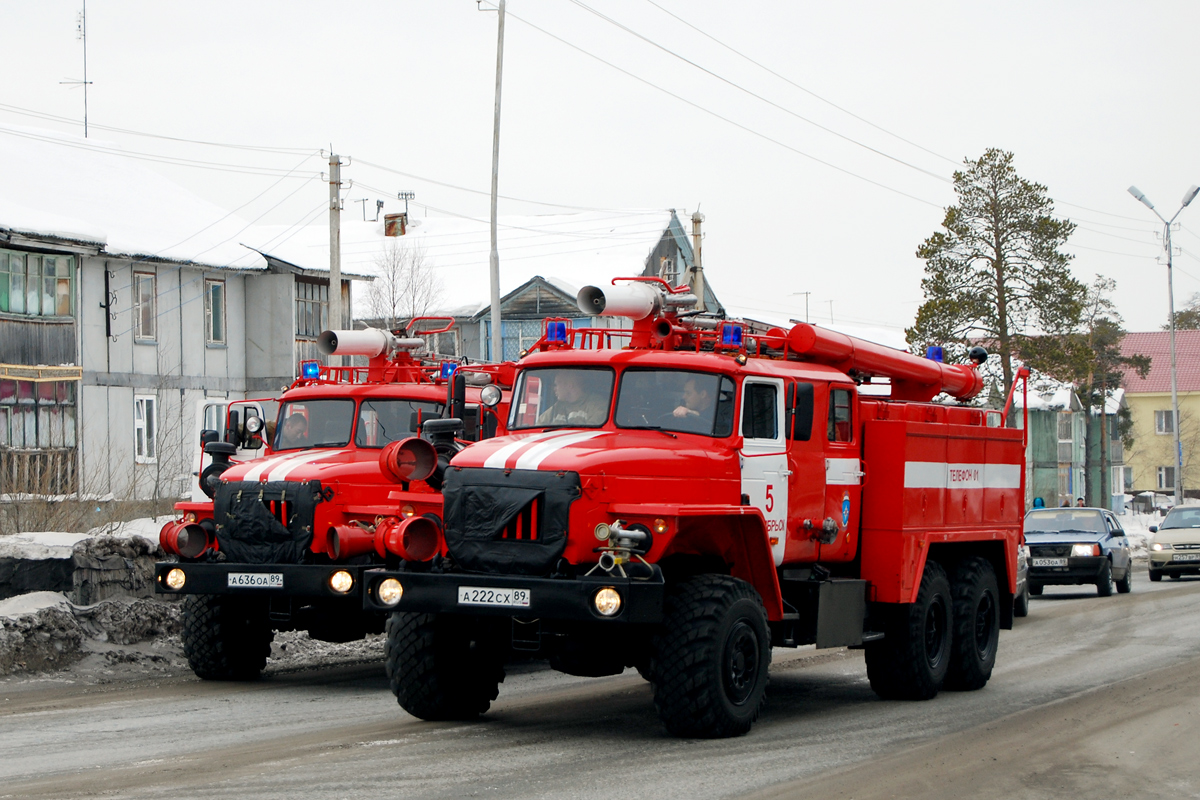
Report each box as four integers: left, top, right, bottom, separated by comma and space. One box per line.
278, 412, 309, 448
537, 371, 607, 426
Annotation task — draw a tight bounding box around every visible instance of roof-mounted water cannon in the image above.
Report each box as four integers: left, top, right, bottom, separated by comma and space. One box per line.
787, 323, 985, 402
317, 328, 425, 359
577, 278, 700, 349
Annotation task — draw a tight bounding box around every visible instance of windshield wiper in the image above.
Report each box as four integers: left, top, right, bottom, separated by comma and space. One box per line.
637, 425, 677, 439
308, 441, 345, 448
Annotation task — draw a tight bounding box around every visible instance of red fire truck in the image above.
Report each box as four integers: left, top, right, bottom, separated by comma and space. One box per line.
362, 281, 1028, 738
155, 320, 513, 681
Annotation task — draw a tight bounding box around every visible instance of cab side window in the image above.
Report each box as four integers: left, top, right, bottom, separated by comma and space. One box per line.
742, 383, 778, 440
828, 388, 853, 443
786, 381, 814, 441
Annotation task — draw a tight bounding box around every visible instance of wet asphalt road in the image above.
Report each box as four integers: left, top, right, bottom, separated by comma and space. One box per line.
2, 571, 1199, 800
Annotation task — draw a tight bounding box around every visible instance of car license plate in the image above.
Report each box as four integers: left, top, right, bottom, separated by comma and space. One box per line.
1174, 553, 1200, 562
227, 572, 284, 589
457, 586, 531, 608
1032, 558, 1068, 568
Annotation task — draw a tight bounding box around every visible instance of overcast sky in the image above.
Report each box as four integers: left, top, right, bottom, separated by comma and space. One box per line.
3, 1, 1198, 337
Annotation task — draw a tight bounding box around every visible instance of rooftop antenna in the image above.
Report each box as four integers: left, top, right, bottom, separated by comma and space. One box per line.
59, 0, 92, 137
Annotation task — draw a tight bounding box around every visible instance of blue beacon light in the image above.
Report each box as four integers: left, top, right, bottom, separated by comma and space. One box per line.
440, 362, 458, 380
720, 323, 744, 348
546, 321, 568, 343
300, 360, 321, 379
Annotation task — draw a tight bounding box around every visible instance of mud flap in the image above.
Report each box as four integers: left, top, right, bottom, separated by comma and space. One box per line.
816, 578, 867, 649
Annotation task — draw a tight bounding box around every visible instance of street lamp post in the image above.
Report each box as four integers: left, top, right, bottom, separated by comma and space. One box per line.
1128, 184, 1200, 506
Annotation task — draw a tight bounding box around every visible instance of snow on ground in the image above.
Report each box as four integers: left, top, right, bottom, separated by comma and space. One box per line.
0, 591, 69, 619
0, 516, 172, 561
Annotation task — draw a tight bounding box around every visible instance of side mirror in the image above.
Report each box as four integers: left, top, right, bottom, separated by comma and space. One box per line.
225, 409, 242, 446
1149, 525, 1158, 533
200, 428, 219, 447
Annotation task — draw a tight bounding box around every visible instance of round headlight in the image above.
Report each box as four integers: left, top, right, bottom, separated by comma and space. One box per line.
245, 415, 264, 434
401, 504, 416, 518
329, 569, 354, 594
653, 518, 668, 534
165, 568, 186, 590
594, 587, 622, 617
594, 523, 612, 541
183, 511, 198, 523
480, 384, 502, 408
377, 578, 404, 606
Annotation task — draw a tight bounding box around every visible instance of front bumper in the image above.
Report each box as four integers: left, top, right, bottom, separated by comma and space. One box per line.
154, 561, 374, 599
361, 568, 666, 624
1028, 555, 1109, 585
1149, 554, 1200, 574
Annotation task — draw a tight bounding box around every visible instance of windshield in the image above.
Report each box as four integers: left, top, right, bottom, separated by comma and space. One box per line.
1023, 509, 1105, 535
355, 399, 442, 448
1160, 507, 1200, 530
275, 399, 355, 450
509, 368, 613, 429
615, 369, 736, 437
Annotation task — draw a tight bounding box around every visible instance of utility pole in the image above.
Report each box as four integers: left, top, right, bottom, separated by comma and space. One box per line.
790, 291, 811, 323
691, 211, 705, 311
1129, 184, 1200, 506
488, 0, 507, 362
329, 153, 344, 365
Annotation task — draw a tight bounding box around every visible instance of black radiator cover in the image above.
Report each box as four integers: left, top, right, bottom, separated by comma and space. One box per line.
213, 480, 324, 564
443, 466, 581, 576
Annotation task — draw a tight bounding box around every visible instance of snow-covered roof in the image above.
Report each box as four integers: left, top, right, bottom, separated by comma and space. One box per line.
0, 124, 270, 270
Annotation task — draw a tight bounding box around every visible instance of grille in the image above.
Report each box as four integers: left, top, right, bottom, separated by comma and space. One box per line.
214, 480, 323, 564
1173, 543, 1200, 550
497, 497, 544, 542
1030, 545, 1071, 558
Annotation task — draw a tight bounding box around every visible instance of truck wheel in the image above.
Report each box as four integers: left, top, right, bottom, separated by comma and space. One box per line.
1096, 560, 1115, 597
945, 558, 999, 691
1014, 582, 1030, 618
181, 594, 273, 681
1116, 563, 1133, 594
865, 560, 952, 701
385, 612, 505, 721
651, 574, 771, 738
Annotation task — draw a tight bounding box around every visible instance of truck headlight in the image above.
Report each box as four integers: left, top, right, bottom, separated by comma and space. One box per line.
377, 578, 404, 606
480, 384, 502, 408
164, 568, 186, 590
329, 570, 354, 594
1071, 543, 1100, 557
593, 587, 622, 616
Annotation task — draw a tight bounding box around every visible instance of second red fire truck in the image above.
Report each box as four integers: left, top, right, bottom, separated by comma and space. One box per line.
155, 320, 512, 681
362, 280, 1027, 738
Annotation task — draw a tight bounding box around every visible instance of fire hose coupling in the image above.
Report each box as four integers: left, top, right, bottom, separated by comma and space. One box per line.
589, 520, 654, 578
818, 517, 839, 545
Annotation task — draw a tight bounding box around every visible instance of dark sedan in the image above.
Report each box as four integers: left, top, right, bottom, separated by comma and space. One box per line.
1023, 507, 1133, 597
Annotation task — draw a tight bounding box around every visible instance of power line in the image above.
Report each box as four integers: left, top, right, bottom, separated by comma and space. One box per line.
0, 102, 314, 154
505, 9, 943, 209
641, 0, 961, 169
567, 0, 950, 183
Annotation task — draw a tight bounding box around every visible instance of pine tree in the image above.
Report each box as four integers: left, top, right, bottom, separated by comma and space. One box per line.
907, 149, 1085, 396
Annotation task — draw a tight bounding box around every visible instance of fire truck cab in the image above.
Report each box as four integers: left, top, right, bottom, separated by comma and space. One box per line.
364, 282, 1026, 738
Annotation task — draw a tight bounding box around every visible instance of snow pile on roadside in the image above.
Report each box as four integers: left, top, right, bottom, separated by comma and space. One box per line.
0, 592, 180, 676
1119, 511, 1158, 560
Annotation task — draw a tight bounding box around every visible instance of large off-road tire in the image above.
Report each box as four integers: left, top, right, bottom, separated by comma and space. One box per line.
651, 574, 771, 738
865, 560, 952, 701
945, 558, 1000, 691
1096, 560, 1115, 597
1116, 562, 1133, 594
385, 612, 505, 721
181, 594, 273, 680
1014, 582, 1030, 618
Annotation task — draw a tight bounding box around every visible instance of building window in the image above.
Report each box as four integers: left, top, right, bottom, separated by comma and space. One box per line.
0, 379, 76, 449
1155, 410, 1174, 435
134, 271, 157, 341
0, 250, 73, 317
1157, 466, 1175, 491
135, 395, 157, 463
205, 279, 226, 344
296, 279, 328, 338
